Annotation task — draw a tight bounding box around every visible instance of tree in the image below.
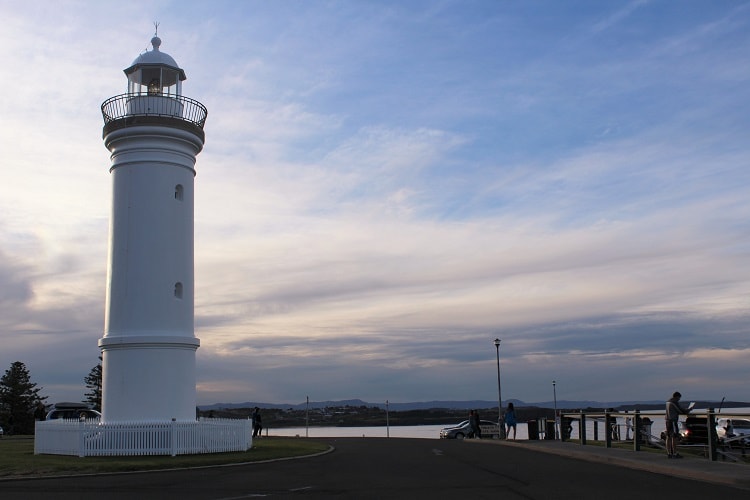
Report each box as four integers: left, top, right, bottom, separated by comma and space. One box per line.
0, 361, 48, 435
84, 357, 102, 412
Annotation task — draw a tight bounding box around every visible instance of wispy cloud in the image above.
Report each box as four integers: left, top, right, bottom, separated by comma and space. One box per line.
1, 1, 749, 405
590, 0, 650, 34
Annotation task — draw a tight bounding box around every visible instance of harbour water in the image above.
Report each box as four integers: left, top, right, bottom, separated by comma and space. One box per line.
261, 407, 748, 441
265, 424, 455, 440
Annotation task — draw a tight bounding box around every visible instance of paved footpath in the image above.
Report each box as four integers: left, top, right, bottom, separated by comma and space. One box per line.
1, 437, 748, 499
481, 438, 750, 492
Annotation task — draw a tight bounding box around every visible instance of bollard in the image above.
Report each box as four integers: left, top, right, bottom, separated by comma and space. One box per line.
171, 418, 177, 457
605, 412, 612, 448
707, 408, 717, 461
633, 410, 641, 451
527, 419, 539, 440
580, 410, 587, 445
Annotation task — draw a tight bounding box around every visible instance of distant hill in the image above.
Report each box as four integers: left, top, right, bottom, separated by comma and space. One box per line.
198, 398, 748, 412
197, 399, 516, 411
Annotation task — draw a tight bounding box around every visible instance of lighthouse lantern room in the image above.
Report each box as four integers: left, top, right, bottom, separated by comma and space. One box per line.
124, 36, 185, 96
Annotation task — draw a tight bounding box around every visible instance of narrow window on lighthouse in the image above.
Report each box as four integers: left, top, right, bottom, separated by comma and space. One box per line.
175, 184, 183, 201
174, 282, 183, 299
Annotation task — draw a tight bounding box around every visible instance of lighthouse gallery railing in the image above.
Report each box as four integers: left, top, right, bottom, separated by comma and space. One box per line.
101, 93, 208, 130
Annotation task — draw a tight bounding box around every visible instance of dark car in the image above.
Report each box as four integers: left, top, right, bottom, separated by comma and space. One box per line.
46, 402, 101, 421
679, 416, 709, 444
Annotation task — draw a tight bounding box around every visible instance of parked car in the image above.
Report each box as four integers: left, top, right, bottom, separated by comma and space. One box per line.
439, 419, 500, 439
679, 416, 709, 444
46, 402, 101, 421
716, 418, 750, 445
660, 415, 750, 446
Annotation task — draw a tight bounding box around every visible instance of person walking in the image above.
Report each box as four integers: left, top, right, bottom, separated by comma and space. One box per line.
665, 391, 690, 458
252, 407, 263, 438
504, 402, 517, 440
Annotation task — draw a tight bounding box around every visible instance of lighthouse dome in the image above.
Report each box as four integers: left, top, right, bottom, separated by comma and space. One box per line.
129, 37, 181, 69
124, 36, 186, 95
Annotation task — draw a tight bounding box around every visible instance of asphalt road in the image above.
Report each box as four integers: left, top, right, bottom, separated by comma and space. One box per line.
1, 438, 747, 499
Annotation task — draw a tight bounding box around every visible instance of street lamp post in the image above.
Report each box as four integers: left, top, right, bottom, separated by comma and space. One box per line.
494, 338, 505, 439
552, 380, 558, 440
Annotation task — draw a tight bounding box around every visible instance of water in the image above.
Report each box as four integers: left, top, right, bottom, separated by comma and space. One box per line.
263, 423, 530, 440
260, 407, 748, 441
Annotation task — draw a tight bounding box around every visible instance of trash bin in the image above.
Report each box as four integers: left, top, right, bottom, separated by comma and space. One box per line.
562, 417, 573, 441
637, 417, 653, 444
545, 419, 556, 440
527, 420, 539, 440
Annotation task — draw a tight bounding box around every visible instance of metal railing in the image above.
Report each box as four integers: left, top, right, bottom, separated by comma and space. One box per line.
101, 93, 208, 129
559, 409, 748, 462
34, 417, 251, 457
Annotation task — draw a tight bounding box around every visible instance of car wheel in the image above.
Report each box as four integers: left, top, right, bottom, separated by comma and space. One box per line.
455, 433, 465, 440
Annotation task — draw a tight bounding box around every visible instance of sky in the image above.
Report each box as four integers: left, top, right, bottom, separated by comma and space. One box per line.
1, 0, 749, 408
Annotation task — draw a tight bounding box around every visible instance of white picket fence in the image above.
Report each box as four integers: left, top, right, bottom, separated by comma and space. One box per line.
35, 418, 252, 457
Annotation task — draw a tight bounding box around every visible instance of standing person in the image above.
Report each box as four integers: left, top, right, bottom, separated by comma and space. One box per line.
624, 411, 633, 441
504, 402, 517, 440
610, 416, 620, 441
252, 407, 262, 438
469, 409, 482, 439
665, 391, 690, 458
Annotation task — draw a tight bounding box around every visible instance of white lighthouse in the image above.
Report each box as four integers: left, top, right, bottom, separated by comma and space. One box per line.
98, 35, 207, 422
35, 34, 250, 455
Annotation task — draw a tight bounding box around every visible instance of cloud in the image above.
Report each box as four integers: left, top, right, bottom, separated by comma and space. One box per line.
590, 0, 650, 34
1, 1, 749, 407
0, 247, 34, 318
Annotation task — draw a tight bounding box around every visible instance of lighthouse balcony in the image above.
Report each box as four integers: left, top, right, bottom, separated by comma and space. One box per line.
101, 93, 207, 140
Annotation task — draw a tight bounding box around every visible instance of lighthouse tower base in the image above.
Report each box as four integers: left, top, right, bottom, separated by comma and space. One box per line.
99, 336, 199, 422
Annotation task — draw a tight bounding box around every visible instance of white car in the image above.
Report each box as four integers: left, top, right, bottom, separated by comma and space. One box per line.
439, 419, 500, 439
716, 418, 750, 445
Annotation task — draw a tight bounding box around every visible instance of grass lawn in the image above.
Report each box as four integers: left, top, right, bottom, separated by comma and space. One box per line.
0, 436, 330, 479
